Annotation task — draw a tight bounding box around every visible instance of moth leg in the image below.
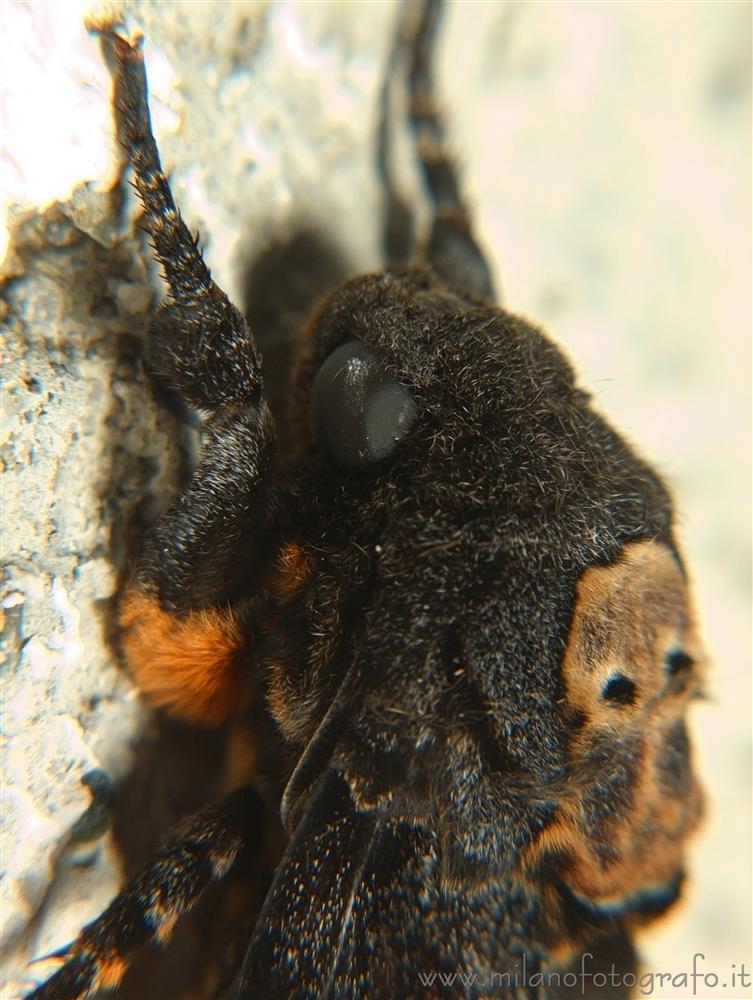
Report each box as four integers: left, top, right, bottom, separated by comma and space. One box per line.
101, 27, 276, 611
94, 26, 275, 727
25, 787, 264, 1000
408, 0, 496, 302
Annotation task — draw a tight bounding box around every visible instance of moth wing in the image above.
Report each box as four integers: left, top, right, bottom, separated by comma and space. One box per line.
229, 770, 554, 999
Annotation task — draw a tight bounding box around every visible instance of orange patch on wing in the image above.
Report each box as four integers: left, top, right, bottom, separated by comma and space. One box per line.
525, 539, 705, 912
525, 785, 702, 907
120, 589, 248, 725
273, 541, 314, 601
94, 952, 127, 991
561, 539, 704, 732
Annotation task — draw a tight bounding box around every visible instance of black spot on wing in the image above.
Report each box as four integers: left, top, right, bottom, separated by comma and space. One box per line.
601, 674, 638, 706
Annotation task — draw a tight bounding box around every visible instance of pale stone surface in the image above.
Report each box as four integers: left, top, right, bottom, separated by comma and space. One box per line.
2, 1, 750, 998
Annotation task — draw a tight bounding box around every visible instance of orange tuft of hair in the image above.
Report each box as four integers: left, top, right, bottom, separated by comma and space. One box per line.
120, 589, 248, 725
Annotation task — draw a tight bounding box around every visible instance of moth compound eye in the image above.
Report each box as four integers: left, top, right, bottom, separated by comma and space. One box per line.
310, 340, 417, 470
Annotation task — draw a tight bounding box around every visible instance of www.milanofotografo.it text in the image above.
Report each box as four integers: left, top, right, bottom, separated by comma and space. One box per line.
417, 953, 752, 995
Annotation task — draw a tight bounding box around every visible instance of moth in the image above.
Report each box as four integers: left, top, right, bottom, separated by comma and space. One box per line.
27, 2, 704, 998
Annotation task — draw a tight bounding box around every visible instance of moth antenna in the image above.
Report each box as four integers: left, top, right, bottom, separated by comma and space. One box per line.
376, 6, 416, 263
407, 0, 496, 301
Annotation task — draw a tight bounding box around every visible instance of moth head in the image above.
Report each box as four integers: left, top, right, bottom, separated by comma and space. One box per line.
298, 264, 581, 483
